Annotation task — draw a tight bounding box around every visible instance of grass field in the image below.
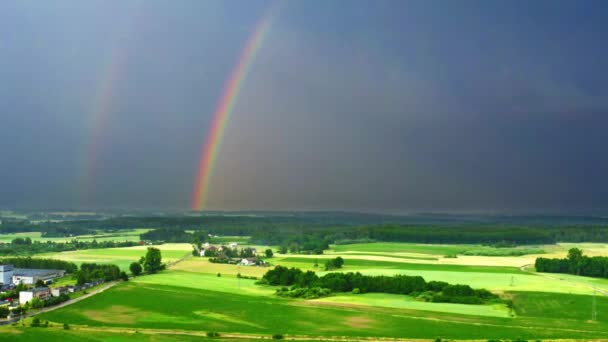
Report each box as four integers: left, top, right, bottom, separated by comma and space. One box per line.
36, 273, 608, 340
2, 240, 607, 340
35, 243, 192, 270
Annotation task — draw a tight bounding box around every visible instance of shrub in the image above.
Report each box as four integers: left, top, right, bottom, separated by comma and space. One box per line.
352, 288, 361, 294
0, 306, 9, 318
272, 334, 284, 339
31, 317, 41, 327
63, 323, 70, 330
206, 331, 220, 337
216, 273, 221, 277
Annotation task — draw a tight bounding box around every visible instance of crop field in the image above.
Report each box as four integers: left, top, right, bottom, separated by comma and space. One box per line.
36, 270, 608, 340
35, 243, 192, 270
2, 240, 607, 341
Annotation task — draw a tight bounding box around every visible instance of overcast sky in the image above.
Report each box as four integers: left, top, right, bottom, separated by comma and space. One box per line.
1, 0, 607, 213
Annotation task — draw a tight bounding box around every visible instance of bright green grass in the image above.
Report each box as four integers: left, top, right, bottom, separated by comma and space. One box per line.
332, 242, 467, 255
131, 271, 275, 297
278, 257, 526, 274
332, 252, 438, 260
512, 291, 608, 321
37, 280, 608, 340
327, 268, 600, 295
35, 243, 191, 270
0, 326, 213, 341
332, 242, 545, 256
313, 293, 511, 318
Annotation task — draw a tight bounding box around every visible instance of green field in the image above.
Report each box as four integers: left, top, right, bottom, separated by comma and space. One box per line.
2, 240, 607, 340
35, 243, 192, 270
332, 242, 545, 256
36, 271, 608, 340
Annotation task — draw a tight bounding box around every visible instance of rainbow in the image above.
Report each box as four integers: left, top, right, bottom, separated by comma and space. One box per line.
80, 41, 129, 204
80, 4, 144, 204
191, 15, 273, 210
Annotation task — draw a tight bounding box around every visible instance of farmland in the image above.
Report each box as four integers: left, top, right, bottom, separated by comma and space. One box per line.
34, 243, 192, 270
1, 232, 608, 341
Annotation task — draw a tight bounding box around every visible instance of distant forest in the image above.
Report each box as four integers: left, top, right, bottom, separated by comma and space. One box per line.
2, 214, 608, 249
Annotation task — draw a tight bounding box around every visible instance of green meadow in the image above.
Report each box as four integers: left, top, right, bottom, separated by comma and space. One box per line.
35, 243, 192, 270
1, 239, 607, 340
37, 271, 608, 340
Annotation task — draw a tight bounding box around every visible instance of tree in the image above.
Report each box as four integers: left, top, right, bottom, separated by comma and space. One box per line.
120, 271, 129, 281
265, 249, 274, 258
35, 279, 46, 288
30, 298, 45, 309
31, 317, 41, 327
129, 262, 142, 276
0, 306, 9, 318
278, 246, 288, 254
143, 247, 163, 274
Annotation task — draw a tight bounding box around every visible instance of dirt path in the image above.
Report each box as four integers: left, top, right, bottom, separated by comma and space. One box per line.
55, 325, 608, 342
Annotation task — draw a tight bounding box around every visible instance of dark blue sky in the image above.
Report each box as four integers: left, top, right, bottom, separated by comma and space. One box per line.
1, 0, 607, 213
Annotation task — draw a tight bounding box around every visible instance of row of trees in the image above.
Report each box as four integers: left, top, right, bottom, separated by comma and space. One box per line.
0, 239, 139, 256
261, 266, 496, 304
140, 228, 208, 244
0, 257, 77, 273
75, 263, 124, 285
535, 248, 608, 278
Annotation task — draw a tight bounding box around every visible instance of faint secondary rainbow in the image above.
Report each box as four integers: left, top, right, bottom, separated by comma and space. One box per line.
80, 4, 143, 204
191, 15, 273, 210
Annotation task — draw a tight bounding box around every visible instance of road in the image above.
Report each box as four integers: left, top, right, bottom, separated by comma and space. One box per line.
0, 281, 119, 325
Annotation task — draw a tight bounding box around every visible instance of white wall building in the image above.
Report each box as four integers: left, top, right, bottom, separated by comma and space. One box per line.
0, 264, 13, 285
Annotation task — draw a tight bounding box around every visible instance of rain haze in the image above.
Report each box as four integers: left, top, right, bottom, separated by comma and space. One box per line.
1, 0, 607, 213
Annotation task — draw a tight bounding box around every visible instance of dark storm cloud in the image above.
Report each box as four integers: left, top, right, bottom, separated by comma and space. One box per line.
1, 0, 607, 212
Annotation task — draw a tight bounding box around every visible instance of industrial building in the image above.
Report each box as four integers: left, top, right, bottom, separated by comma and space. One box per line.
0, 264, 65, 285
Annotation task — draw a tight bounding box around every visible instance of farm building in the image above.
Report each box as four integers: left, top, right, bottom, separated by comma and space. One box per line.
19, 287, 51, 304
1, 264, 65, 285
50, 286, 69, 297
0, 264, 13, 285
12, 268, 66, 285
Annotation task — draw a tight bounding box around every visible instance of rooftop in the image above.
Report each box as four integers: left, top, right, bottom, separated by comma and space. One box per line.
13, 268, 64, 277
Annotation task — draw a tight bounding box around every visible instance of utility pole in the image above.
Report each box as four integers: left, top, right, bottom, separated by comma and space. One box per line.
510, 276, 514, 287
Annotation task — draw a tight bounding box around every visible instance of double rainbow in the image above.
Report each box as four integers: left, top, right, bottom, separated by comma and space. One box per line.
191, 15, 273, 210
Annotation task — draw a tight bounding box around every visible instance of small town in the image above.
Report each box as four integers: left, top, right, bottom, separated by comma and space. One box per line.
0, 263, 107, 320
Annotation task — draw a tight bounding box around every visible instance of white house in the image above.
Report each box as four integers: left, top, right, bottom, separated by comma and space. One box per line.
19, 287, 51, 304
229, 242, 238, 248
239, 258, 256, 266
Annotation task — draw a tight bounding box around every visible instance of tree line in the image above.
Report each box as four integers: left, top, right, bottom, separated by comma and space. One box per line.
0, 239, 139, 256
0, 257, 77, 273
535, 248, 608, 278
260, 266, 497, 304
3, 214, 608, 246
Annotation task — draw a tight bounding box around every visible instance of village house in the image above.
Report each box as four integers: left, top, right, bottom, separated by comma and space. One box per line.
50, 286, 69, 297
239, 258, 259, 266
19, 287, 51, 304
